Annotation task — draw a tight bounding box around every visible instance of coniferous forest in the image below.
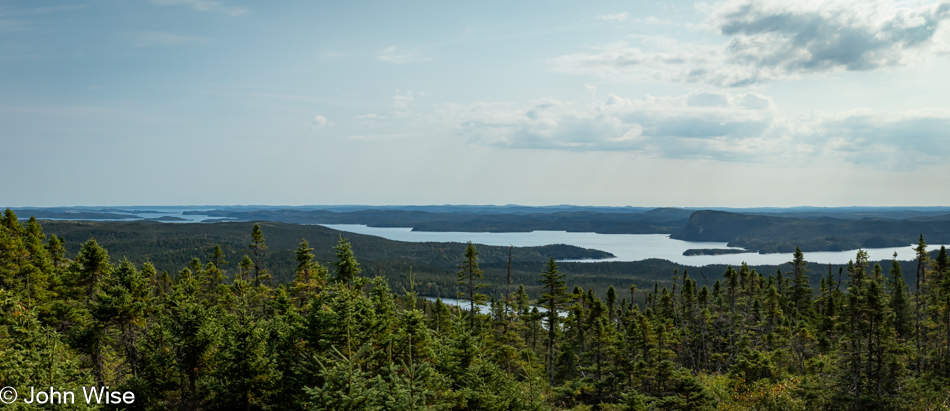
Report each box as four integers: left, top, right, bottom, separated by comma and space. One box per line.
6, 208, 950, 410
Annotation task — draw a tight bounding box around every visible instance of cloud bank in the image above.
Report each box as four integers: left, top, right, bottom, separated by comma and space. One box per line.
556, 0, 950, 86
434, 92, 950, 167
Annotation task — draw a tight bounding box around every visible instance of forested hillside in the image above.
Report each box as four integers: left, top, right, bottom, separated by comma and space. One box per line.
23, 219, 930, 301
674, 210, 950, 253
183, 207, 690, 234
38, 220, 610, 298
5, 209, 950, 409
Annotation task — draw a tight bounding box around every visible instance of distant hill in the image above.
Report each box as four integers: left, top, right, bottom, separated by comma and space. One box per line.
182, 208, 693, 234
14, 205, 950, 254
21, 217, 945, 297
672, 210, 950, 253
37, 220, 612, 298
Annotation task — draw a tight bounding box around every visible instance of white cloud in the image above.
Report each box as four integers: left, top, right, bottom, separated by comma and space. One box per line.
149, 0, 247, 16
792, 108, 950, 167
553, 1, 950, 87
599, 12, 629, 22
0, 4, 87, 31
551, 38, 766, 87
393, 90, 416, 115
585, 84, 597, 101
0, 4, 88, 16
711, 0, 950, 73
436, 91, 778, 160
345, 133, 412, 140
131, 31, 209, 48
312, 115, 331, 129
430, 91, 950, 168
377, 46, 431, 64
630, 16, 675, 25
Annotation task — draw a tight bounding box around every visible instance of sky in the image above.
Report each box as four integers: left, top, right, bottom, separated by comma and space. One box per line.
3, 0, 950, 207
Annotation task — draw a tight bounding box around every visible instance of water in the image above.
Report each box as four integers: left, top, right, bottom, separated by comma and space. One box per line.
321, 224, 947, 266
422, 297, 494, 315
422, 297, 565, 317
34, 207, 220, 223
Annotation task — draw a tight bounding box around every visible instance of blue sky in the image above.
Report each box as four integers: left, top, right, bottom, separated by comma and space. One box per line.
3, 0, 950, 207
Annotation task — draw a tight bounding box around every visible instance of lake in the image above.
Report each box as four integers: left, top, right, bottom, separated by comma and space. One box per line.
422, 297, 565, 317
34, 207, 221, 223
321, 224, 946, 266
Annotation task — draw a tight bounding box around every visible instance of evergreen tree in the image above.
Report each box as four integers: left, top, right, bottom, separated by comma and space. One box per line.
889, 253, 912, 340
606, 285, 617, 325
456, 241, 487, 330
914, 234, 929, 374
837, 251, 905, 409
295, 238, 315, 276
247, 224, 269, 286
47, 233, 67, 268
790, 247, 813, 322
292, 238, 327, 303
164, 268, 221, 408
91, 259, 152, 379
538, 257, 567, 384
333, 237, 361, 285
213, 317, 281, 409
208, 244, 228, 268
73, 238, 112, 300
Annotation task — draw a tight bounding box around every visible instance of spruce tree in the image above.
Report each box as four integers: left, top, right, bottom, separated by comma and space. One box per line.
914, 234, 928, 374
333, 237, 361, 285
790, 247, 813, 322
838, 251, 905, 408
606, 285, 617, 324
292, 238, 327, 302
538, 257, 567, 384
73, 238, 112, 300
247, 224, 268, 286
208, 244, 228, 268
456, 241, 486, 330
888, 253, 912, 340
91, 259, 152, 378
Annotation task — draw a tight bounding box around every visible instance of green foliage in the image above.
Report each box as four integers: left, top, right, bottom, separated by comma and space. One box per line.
333, 237, 361, 284
456, 242, 487, 329
538, 257, 567, 385
8, 214, 950, 410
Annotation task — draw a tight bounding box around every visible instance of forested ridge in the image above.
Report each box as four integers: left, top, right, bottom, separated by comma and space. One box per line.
25, 219, 932, 301
673, 210, 950, 253
20, 206, 950, 254
5, 209, 950, 409
35, 220, 612, 299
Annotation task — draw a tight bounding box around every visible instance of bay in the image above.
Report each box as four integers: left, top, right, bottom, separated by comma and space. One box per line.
320, 224, 947, 266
